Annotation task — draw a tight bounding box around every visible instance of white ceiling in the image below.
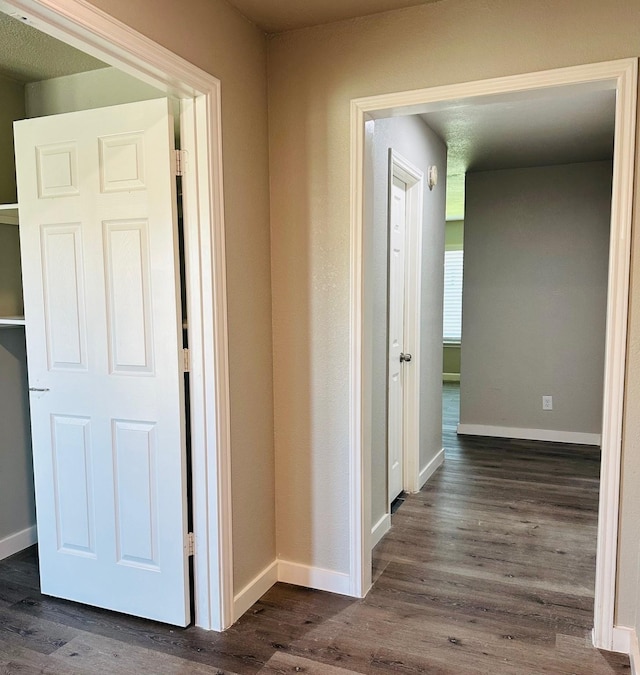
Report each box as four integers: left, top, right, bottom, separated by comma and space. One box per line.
419, 88, 616, 219
226, 0, 442, 33
0, 11, 106, 82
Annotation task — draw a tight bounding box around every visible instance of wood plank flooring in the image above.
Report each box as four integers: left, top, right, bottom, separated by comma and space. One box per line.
0, 383, 630, 673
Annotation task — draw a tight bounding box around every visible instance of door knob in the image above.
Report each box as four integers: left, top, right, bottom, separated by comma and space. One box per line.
400, 353, 412, 363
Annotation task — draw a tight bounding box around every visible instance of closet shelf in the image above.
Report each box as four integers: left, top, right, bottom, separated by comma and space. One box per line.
0, 203, 19, 226
0, 316, 25, 328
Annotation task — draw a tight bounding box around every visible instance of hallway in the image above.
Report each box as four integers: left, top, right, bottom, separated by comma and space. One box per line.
0, 385, 630, 673
369, 382, 630, 672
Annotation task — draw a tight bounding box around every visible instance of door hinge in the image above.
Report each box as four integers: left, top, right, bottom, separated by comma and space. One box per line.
182, 348, 190, 373
186, 532, 195, 556
174, 149, 187, 176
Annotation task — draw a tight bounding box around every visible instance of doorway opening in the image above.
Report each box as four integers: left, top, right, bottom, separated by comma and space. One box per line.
0, 0, 233, 631
351, 59, 637, 652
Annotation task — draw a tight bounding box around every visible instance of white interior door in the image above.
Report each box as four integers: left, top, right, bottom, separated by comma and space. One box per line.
388, 175, 408, 503
14, 98, 190, 626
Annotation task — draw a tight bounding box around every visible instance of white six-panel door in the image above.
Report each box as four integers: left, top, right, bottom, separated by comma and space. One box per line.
387, 175, 408, 503
14, 99, 190, 626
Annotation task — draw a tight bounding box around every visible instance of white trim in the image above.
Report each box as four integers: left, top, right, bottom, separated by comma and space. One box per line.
349, 97, 367, 599
630, 629, 640, 675
389, 151, 424, 497
278, 560, 351, 596
418, 448, 445, 490
183, 92, 234, 632
0, 525, 37, 561
0, 0, 233, 631
457, 424, 601, 447
593, 59, 638, 651
442, 373, 460, 383
611, 626, 632, 654
370, 513, 391, 549
232, 561, 278, 622
349, 60, 637, 639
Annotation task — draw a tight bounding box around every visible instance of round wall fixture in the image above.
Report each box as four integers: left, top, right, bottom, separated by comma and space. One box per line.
428, 165, 438, 191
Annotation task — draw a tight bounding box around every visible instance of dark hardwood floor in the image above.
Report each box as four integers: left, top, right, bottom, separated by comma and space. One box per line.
0, 383, 630, 673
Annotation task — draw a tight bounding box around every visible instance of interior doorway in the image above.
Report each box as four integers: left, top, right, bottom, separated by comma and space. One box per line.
0, 0, 233, 631
352, 59, 637, 652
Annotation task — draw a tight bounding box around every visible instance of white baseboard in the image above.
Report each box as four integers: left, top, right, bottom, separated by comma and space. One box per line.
611, 625, 640, 673
630, 628, 640, 675
418, 448, 445, 489
278, 560, 351, 596
233, 559, 352, 622
456, 423, 601, 446
442, 373, 460, 382
232, 560, 278, 621
612, 625, 632, 654
370, 513, 391, 549
0, 525, 37, 561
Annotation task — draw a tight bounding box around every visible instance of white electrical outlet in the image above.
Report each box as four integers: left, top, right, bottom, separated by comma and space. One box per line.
542, 395, 553, 411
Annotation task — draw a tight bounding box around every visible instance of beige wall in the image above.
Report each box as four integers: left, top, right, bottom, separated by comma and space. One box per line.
460, 162, 611, 436
267, 0, 640, 625
85, 0, 275, 593
366, 115, 446, 533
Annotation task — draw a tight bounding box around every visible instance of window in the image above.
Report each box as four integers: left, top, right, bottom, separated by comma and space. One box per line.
443, 249, 463, 342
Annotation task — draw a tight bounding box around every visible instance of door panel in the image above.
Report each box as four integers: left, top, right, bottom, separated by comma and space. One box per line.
112, 420, 159, 569
51, 415, 94, 556
15, 98, 189, 626
41, 224, 87, 370
103, 219, 153, 373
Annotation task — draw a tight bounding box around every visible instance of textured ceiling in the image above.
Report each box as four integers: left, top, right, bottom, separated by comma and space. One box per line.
226, 0, 442, 33
0, 11, 107, 83
420, 88, 616, 220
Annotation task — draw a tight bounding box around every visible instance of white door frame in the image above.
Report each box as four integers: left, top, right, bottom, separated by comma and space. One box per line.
0, 0, 233, 631
349, 58, 638, 651
388, 150, 423, 499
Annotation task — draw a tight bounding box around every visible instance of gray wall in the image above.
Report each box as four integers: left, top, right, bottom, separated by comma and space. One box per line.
0, 74, 24, 204
460, 162, 612, 436
366, 115, 446, 531
443, 345, 460, 377
24, 67, 182, 141
25, 67, 167, 118
0, 329, 34, 542
0, 75, 35, 547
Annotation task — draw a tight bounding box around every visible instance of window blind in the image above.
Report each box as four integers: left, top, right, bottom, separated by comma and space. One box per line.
443, 250, 464, 342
